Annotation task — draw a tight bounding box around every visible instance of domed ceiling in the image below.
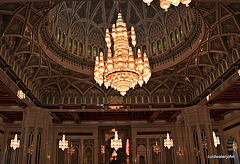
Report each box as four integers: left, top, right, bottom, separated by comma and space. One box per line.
0, 1, 239, 109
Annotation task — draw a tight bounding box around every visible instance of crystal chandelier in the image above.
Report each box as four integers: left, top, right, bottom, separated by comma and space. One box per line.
10, 134, 20, 150
153, 140, 161, 154
164, 133, 173, 149
59, 134, 68, 151
143, 0, 191, 11
94, 13, 151, 96
176, 146, 184, 156
213, 131, 220, 147
17, 90, 25, 100
111, 131, 122, 151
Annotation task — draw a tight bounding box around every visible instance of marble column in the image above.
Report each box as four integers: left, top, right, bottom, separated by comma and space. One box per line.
19, 107, 52, 164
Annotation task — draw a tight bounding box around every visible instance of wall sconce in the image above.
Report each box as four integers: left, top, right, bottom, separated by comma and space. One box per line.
17, 90, 25, 100
206, 93, 211, 101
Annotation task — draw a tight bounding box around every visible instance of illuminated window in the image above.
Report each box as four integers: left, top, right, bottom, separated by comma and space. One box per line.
152, 42, 156, 54
93, 47, 97, 57
157, 40, 162, 52
175, 29, 179, 41
170, 32, 175, 45
57, 29, 61, 41
163, 37, 167, 49
74, 40, 77, 52
88, 46, 92, 57
62, 33, 65, 45
79, 42, 83, 54
179, 26, 183, 37
69, 38, 72, 49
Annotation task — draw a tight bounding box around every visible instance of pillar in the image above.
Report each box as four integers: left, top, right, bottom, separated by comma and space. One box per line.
19, 107, 52, 164
183, 104, 217, 164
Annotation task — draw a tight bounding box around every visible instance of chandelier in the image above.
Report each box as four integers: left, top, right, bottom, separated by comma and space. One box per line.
94, 13, 151, 96
59, 134, 68, 151
143, 0, 191, 11
176, 146, 184, 156
153, 140, 161, 154
10, 134, 20, 150
17, 90, 25, 100
111, 131, 122, 151
164, 133, 173, 149
213, 131, 220, 147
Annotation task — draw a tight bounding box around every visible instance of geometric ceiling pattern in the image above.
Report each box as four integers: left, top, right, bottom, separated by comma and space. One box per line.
0, 2, 239, 109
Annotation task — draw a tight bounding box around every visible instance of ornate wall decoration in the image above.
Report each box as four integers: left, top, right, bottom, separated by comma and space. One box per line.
83, 139, 94, 164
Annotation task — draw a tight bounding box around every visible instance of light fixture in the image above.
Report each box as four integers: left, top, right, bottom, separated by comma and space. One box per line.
28, 142, 34, 154
143, 0, 191, 11
176, 146, 184, 156
112, 150, 118, 160
59, 134, 68, 151
10, 134, 20, 150
111, 131, 122, 151
17, 90, 25, 100
153, 140, 161, 154
67, 144, 76, 155
206, 93, 211, 101
164, 133, 173, 149
126, 139, 129, 156
238, 69, 240, 76
213, 131, 220, 147
94, 13, 151, 96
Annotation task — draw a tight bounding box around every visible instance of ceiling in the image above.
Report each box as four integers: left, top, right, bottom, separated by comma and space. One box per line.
0, 1, 239, 123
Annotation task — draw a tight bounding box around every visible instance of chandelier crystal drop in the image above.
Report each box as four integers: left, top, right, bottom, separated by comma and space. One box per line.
111, 131, 122, 151
143, 0, 191, 11
10, 134, 20, 150
94, 13, 151, 96
59, 134, 68, 151
164, 133, 173, 149
213, 131, 220, 147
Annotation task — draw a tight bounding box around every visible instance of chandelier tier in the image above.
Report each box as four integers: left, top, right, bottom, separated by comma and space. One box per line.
94, 13, 151, 96
213, 131, 220, 147
59, 134, 68, 151
143, 0, 191, 11
164, 133, 173, 149
10, 134, 20, 150
110, 131, 122, 151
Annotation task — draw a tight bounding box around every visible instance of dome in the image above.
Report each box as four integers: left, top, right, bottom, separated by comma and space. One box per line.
40, 1, 202, 74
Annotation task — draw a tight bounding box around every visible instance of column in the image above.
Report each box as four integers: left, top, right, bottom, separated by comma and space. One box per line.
19, 107, 52, 164
183, 104, 217, 164
174, 121, 186, 164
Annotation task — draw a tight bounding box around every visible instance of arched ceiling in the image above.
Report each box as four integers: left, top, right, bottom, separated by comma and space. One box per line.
0, 1, 239, 108
49, 1, 190, 46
